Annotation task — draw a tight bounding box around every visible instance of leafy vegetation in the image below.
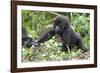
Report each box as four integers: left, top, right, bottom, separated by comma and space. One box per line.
22, 10, 90, 62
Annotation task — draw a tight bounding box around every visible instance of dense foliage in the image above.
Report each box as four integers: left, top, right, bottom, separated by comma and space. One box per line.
22, 10, 90, 62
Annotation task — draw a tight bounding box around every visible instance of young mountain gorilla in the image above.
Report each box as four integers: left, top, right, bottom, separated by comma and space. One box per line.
22, 16, 87, 52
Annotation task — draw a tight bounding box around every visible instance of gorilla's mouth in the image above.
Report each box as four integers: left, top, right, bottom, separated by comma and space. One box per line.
55, 30, 62, 34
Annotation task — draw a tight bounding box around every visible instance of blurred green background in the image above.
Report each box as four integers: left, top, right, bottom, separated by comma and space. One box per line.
22, 10, 90, 62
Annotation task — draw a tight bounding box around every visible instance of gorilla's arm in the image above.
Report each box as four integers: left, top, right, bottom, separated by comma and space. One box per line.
36, 29, 55, 43
61, 29, 71, 51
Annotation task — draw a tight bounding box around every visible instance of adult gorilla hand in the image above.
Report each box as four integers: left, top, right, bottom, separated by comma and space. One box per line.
31, 41, 40, 47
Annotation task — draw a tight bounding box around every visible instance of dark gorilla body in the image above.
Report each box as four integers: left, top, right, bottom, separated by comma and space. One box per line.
22, 27, 33, 48
22, 16, 86, 52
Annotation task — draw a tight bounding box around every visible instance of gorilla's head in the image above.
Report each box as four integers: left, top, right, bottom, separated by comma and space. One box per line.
53, 16, 70, 34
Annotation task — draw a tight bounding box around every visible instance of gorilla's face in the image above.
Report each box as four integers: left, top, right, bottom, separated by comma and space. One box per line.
54, 16, 68, 34
54, 22, 63, 34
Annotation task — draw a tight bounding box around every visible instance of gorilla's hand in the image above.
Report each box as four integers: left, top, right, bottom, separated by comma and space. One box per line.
30, 41, 40, 51
31, 41, 40, 47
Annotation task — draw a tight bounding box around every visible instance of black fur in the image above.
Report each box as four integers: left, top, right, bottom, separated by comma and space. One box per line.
22, 27, 33, 48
